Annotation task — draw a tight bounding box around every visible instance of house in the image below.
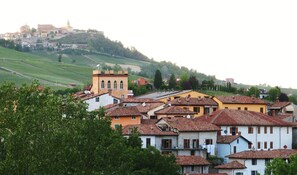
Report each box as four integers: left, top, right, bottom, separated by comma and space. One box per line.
198, 109, 293, 150
121, 98, 161, 107
176, 155, 210, 174
224, 149, 297, 175
268, 101, 296, 122
135, 77, 149, 86
169, 96, 218, 117
123, 116, 220, 157
137, 90, 210, 103
215, 160, 246, 175
217, 135, 252, 163
213, 95, 267, 113
90, 70, 129, 99
136, 102, 165, 119
154, 105, 197, 119
107, 106, 142, 128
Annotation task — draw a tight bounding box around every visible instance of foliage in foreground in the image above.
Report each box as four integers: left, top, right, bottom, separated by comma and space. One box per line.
0, 82, 179, 175
265, 155, 297, 175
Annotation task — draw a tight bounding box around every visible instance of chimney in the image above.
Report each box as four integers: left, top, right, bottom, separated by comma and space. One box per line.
276, 97, 279, 103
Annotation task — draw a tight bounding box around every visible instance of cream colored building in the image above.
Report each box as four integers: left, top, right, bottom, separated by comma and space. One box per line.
91, 70, 129, 99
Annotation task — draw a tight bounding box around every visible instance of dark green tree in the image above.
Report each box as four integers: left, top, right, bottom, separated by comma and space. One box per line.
279, 93, 289, 102
188, 75, 199, 90
153, 70, 162, 89
265, 155, 297, 175
168, 73, 177, 90
268, 87, 281, 101
58, 54, 62, 62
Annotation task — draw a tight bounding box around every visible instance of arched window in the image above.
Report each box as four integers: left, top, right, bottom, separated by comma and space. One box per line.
114, 81, 117, 90
101, 80, 105, 89
108, 80, 111, 89
120, 81, 123, 90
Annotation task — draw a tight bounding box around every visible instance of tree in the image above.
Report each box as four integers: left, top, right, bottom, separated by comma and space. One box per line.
168, 73, 177, 90
0, 82, 179, 174
279, 93, 289, 102
268, 87, 281, 101
188, 75, 199, 90
58, 54, 62, 62
153, 70, 162, 89
246, 86, 260, 97
265, 155, 297, 175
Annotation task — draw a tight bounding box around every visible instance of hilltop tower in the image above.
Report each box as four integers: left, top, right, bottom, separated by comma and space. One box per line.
90, 70, 129, 99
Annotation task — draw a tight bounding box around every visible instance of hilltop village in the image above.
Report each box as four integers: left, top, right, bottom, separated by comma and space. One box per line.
72, 69, 297, 175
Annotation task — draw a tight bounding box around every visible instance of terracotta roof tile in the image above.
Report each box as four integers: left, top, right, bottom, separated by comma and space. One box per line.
228, 149, 297, 159
141, 119, 158, 124
216, 96, 266, 104
170, 97, 218, 106
199, 109, 293, 126
155, 106, 197, 115
136, 103, 164, 113
121, 98, 161, 103
107, 106, 141, 116
270, 102, 291, 109
217, 135, 243, 144
122, 124, 177, 136
215, 160, 246, 169
176, 155, 210, 166
162, 117, 221, 132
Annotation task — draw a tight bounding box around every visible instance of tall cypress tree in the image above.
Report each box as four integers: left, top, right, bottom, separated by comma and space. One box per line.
154, 70, 162, 89
168, 73, 177, 90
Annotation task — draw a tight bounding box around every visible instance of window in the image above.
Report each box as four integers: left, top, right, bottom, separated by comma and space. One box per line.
107, 80, 111, 89
161, 139, 172, 149
146, 138, 151, 148
225, 107, 228, 109
113, 99, 119, 104
230, 127, 238, 135
120, 81, 123, 90
213, 107, 217, 112
191, 165, 195, 171
237, 139, 239, 144
114, 124, 120, 129
244, 107, 248, 111
257, 142, 261, 149
204, 107, 210, 114
233, 146, 237, 153
205, 139, 213, 145
191, 150, 195, 155
264, 126, 267, 134
252, 159, 257, 165
248, 126, 254, 134
101, 80, 105, 89
270, 126, 273, 134
114, 81, 117, 90
95, 97, 100, 102
236, 173, 243, 175
192, 139, 199, 148
264, 141, 267, 149
238, 107, 241, 110
115, 116, 119, 120
184, 139, 190, 149
251, 170, 258, 175
260, 107, 264, 113
248, 143, 252, 149
258, 127, 261, 134
270, 142, 273, 149
287, 127, 290, 134
132, 116, 136, 120
194, 107, 200, 113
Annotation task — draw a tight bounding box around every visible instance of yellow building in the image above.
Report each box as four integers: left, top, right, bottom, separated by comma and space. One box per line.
213, 95, 267, 113
169, 96, 218, 117
137, 90, 210, 103
91, 70, 129, 99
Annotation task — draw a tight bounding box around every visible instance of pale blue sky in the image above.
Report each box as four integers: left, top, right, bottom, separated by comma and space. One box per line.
1, 0, 297, 88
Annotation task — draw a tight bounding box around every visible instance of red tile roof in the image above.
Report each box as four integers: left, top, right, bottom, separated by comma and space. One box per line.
121, 98, 161, 103
141, 119, 158, 124
270, 102, 291, 109
170, 97, 218, 106
161, 117, 221, 132
155, 106, 197, 115
107, 106, 142, 117
136, 103, 164, 113
217, 135, 251, 144
122, 124, 177, 136
216, 96, 266, 104
215, 160, 246, 169
176, 155, 210, 166
199, 109, 293, 126
228, 149, 297, 159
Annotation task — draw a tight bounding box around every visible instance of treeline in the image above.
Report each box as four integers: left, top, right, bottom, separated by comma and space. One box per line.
0, 39, 29, 52
55, 32, 150, 61
0, 82, 179, 174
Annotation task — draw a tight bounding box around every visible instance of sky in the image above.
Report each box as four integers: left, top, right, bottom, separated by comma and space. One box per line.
1, 0, 297, 88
